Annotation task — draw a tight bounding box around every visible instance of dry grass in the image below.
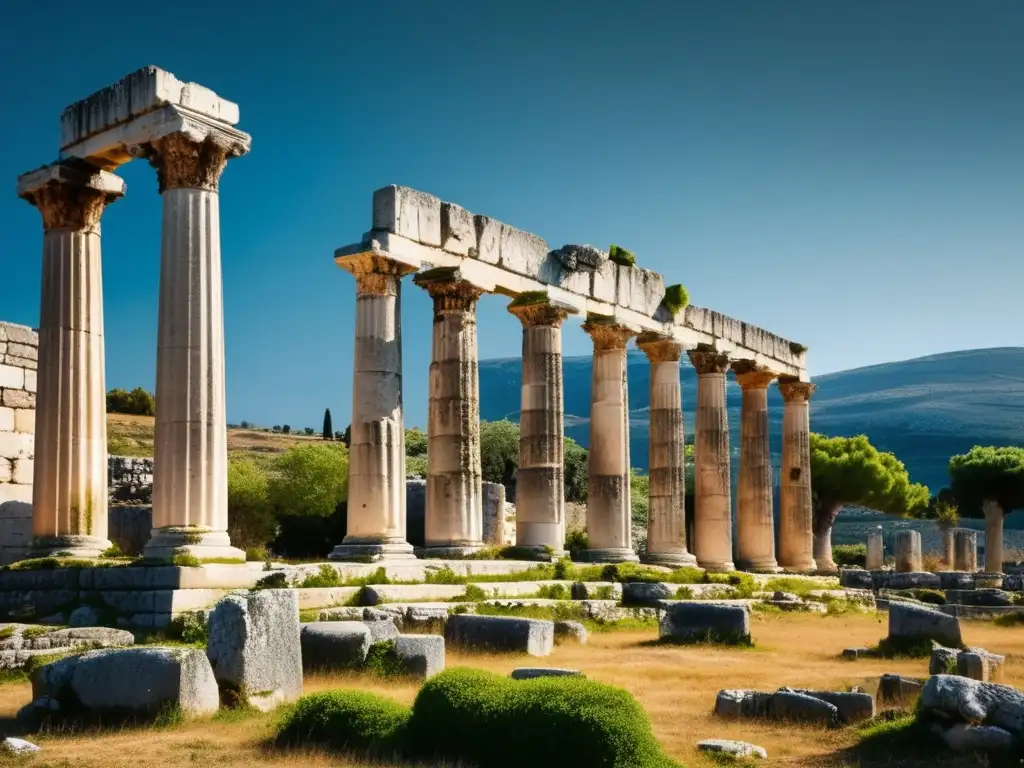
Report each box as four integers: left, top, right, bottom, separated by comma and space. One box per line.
0, 612, 1021, 767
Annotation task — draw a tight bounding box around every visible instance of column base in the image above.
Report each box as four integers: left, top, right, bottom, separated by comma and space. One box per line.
697, 559, 736, 573
417, 544, 486, 559
142, 527, 245, 563
735, 558, 782, 574
31, 535, 113, 559
578, 547, 639, 564
642, 551, 698, 568
329, 537, 417, 562
780, 560, 818, 574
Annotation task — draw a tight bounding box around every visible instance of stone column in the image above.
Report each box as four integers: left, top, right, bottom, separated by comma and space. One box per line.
953, 529, 978, 572
777, 378, 817, 572
982, 500, 1004, 573
637, 333, 695, 567
17, 162, 124, 557
687, 349, 734, 572
866, 530, 884, 570
939, 523, 955, 568
508, 297, 573, 555
894, 529, 922, 572
732, 361, 779, 572
581, 318, 638, 563
331, 252, 418, 561
143, 133, 249, 562
414, 268, 485, 556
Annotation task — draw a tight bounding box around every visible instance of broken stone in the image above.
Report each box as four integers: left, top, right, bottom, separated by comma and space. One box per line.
364, 619, 401, 644
1, 737, 41, 754
779, 688, 875, 724
554, 620, 588, 645
697, 740, 766, 760
440, 202, 474, 256
770, 691, 840, 726
622, 582, 672, 605
550, 244, 606, 272
393, 635, 444, 679
714, 690, 772, 719
938, 722, 1015, 752
888, 601, 962, 647
919, 675, 1024, 738
877, 674, 926, 706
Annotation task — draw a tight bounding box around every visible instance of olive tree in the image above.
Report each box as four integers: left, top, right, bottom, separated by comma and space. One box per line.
949, 446, 1024, 572
810, 434, 929, 571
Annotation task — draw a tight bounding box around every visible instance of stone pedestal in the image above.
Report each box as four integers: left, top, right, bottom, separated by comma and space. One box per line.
17, 162, 124, 558
894, 530, 922, 573
953, 529, 977, 573
637, 334, 695, 568
143, 132, 248, 562
508, 298, 573, 555
580, 319, 638, 563
415, 269, 485, 556
733, 363, 779, 572
982, 501, 1004, 574
866, 530, 884, 570
688, 349, 734, 572
331, 253, 418, 561
481, 482, 507, 546
939, 524, 955, 567
777, 379, 817, 572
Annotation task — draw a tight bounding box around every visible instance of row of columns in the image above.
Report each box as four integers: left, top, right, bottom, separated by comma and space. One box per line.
868, 527, 980, 573
19, 127, 248, 561
332, 254, 818, 571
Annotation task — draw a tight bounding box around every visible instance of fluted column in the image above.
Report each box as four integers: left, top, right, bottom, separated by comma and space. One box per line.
777, 378, 817, 572
508, 297, 573, 555
982, 500, 1004, 574
733, 362, 779, 572
331, 252, 418, 561
143, 132, 249, 562
17, 162, 124, 557
637, 333, 695, 567
687, 349, 734, 572
415, 268, 485, 556
581, 318, 638, 563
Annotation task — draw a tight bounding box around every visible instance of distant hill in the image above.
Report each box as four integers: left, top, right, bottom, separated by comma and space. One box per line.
479, 347, 1024, 498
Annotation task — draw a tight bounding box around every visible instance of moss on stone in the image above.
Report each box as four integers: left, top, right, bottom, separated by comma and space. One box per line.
662, 284, 689, 314
608, 244, 636, 266
508, 290, 550, 308
789, 341, 808, 355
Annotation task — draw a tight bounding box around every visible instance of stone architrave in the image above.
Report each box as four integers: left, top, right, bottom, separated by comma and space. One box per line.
580, 318, 638, 563
894, 530, 922, 573
636, 333, 695, 568
777, 378, 818, 572
982, 500, 1004, 574
330, 251, 418, 561
866, 530, 884, 570
732, 361, 779, 572
414, 267, 486, 556
17, 162, 124, 557
687, 349, 734, 572
508, 297, 574, 555
954, 529, 978, 572
143, 129, 250, 562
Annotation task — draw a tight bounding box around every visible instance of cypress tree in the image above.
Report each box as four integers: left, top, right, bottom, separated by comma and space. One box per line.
323, 408, 334, 440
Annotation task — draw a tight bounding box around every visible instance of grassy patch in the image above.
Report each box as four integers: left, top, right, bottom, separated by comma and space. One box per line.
298, 564, 344, 589
763, 576, 830, 598
870, 636, 940, 659
993, 613, 1024, 627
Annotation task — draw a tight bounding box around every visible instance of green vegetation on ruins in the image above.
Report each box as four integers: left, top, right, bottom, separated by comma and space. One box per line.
608, 243, 636, 266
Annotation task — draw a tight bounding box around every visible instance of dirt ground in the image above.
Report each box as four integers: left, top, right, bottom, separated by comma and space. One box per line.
0, 611, 1020, 767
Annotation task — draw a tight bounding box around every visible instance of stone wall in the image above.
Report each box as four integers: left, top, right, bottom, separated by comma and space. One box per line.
108, 456, 154, 504
0, 323, 38, 564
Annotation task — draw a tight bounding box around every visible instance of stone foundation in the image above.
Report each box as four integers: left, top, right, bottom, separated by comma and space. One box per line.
0, 323, 38, 565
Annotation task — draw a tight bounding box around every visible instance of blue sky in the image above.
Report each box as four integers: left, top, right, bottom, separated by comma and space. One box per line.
1, 1, 1022, 431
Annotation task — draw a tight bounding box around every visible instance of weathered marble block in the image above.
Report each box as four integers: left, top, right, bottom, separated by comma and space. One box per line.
659, 602, 751, 645
393, 634, 445, 679
300, 622, 371, 671
373, 185, 441, 246
444, 614, 554, 656
888, 602, 962, 647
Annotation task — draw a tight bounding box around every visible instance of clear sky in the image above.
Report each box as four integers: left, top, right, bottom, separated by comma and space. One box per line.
1, 1, 1021, 430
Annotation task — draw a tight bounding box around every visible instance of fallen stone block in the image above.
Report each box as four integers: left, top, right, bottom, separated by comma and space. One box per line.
404, 606, 449, 634
364, 619, 400, 644
206, 589, 302, 712
300, 622, 371, 671
886, 572, 941, 590
697, 740, 766, 760
714, 690, 772, 719
660, 602, 751, 645
393, 635, 444, 679
510, 667, 584, 680
938, 572, 975, 590
444, 614, 554, 656
770, 691, 840, 726
841, 647, 871, 660
839, 569, 874, 590
554, 620, 588, 645
946, 589, 1014, 607
888, 601, 962, 647
877, 674, 925, 707
780, 688, 875, 724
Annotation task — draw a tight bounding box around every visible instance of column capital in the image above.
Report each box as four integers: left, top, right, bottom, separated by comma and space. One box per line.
687, 347, 730, 375
637, 332, 682, 363
582, 317, 637, 351
413, 267, 484, 313
338, 252, 419, 295
777, 377, 817, 403
508, 293, 575, 328
146, 131, 247, 193
18, 161, 124, 232
732, 360, 777, 390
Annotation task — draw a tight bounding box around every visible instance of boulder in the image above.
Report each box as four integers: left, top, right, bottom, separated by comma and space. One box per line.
621, 582, 672, 605
919, 675, 1024, 738
34, 647, 219, 718
888, 602, 962, 647
67, 606, 101, 628
697, 740, 766, 760
393, 635, 444, 679
554, 620, 588, 645
444, 615, 554, 656
660, 602, 751, 645
300, 622, 371, 671
770, 691, 840, 726
364, 619, 401, 644
877, 674, 925, 707
206, 589, 302, 711
510, 667, 584, 680
939, 722, 1014, 752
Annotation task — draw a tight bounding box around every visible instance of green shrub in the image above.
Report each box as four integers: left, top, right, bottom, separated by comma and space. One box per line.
675, 586, 694, 599
608, 244, 636, 267
424, 567, 466, 585
593, 585, 616, 600
455, 584, 488, 602
406, 668, 680, 768
565, 529, 588, 560
908, 588, 946, 606
100, 543, 124, 559
536, 584, 569, 600
994, 613, 1024, 627
228, 458, 276, 552
268, 442, 349, 518
364, 641, 409, 679
106, 386, 155, 416
274, 689, 409, 756
789, 342, 808, 356
168, 611, 208, 646
872, 636, 940, 659
662, 284, 689, 314
833, 544, 867, 568
299, 564, 343, 589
